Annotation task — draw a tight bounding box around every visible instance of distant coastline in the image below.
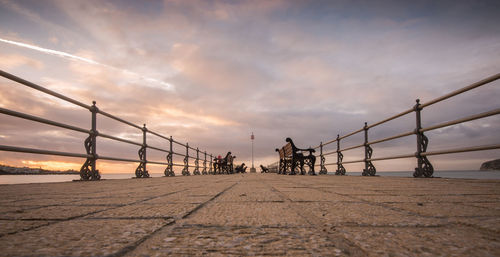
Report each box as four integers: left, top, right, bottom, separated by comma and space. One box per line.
0, 165, 79, 175
480, 159, 500, 171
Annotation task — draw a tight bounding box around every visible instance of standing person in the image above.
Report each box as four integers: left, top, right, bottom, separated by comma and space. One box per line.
216, 155, 222, 174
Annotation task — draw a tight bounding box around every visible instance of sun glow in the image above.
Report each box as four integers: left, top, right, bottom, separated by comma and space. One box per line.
21, 160, 81, 171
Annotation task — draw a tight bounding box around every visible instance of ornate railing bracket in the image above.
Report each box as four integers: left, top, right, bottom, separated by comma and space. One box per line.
413, 99, 434, 178
362, 122, 376, 176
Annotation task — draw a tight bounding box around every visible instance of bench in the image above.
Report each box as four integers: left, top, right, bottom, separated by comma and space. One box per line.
219, 152, 234, 174
213, 152, 233, 174
235, 163, 247, 173
260, 165, 269, 173
277, 138, 316, 175
275, 147, 285, 174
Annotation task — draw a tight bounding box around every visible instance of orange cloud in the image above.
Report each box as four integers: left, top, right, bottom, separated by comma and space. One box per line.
154, 106, 241, 127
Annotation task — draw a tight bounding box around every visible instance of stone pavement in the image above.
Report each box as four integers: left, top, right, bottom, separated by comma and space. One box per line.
0, 173, 499, 256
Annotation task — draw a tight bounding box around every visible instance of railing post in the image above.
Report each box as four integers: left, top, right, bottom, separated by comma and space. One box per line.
193, 148, 201, 175
362, 122, 376, 176
164, 136, 174, 176
182, 143, 190, 176
414, 99, 434, 177
202, 152, 208, 175
135, 124, 149, 178
209, 154, 213, 175
335, 134, 346, 175
80, 101, 100, 180
319, 142, 327, 174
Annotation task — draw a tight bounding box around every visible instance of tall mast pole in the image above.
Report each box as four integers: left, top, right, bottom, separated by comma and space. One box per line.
250, 132, 256, 172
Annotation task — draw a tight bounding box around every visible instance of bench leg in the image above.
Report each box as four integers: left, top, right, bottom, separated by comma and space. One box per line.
308, 156, 316, 175
300, 160, 306, 175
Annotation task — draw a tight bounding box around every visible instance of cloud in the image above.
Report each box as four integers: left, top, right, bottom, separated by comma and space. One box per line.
1, 0, 499, 173
0, 37, 175, 91
0, 53, 43, 69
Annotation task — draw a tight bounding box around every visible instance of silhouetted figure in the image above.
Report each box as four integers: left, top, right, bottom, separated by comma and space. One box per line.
260, 165, 269, 173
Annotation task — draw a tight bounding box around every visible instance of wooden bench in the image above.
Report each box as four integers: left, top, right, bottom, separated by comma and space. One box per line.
275, 148, 285, 174
220, 152, 234, 174
277, 138, 316, 175
212, 152, 233, 174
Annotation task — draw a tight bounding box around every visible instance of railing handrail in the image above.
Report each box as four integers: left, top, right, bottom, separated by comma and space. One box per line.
0, 70, 91, 110
0, 69, 226, 179
316, 72, 500, 149
0, 107, 89, 134
420, 73, 500, 108
311, 72, 500, 177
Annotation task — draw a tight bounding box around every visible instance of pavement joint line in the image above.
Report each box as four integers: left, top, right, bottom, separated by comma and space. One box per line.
0, 221, 55, 238
2, 175, 499, 256
461, 201, 500, 206
175, 222, 449, 229
0, 204, 61, 214
132, 202, 208, 205
114, 180, 241, 257
104, 219, 176, 257
212, 200, 286, 203
0, 197, 96, 213
289, 180, 437, 220
0, 188, 188, 239
281, 178, 500, 231
334, 223, 448, 228
450, 220, 500, 235
180, 181, 240, 219
0, 218, 68, 221
337, 193, 435, 218
0, 207, 118, 239
178, 223, 316, 229
265, 181, 368, 256
84, 217, 175, 221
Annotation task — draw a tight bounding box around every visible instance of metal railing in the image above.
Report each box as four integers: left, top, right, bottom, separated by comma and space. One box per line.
315, 73, 500, 177
0, 70, 221, 180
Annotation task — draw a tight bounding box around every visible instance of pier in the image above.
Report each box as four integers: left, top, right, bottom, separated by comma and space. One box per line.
1, 173, 499, 256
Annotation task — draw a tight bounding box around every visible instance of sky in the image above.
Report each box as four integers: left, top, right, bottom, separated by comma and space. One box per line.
0, 0, 499, 174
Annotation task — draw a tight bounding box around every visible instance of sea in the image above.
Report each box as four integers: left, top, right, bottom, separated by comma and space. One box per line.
0, 170, 499, 185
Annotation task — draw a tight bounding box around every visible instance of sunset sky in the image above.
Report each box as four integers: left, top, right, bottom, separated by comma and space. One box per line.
0, 0, 499, 174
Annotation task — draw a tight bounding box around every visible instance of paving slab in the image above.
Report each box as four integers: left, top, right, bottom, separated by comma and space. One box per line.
0, 219, 168, 257
335, 226, 500, 257
216, 183, 284, 202
144, 192, 213, 204
291, 202, 445, 227
0, 173, 498, 256
185, 202, 306, 226
278, 189, 354, 202
90, 203, 199, 219
127, 225, 344, 256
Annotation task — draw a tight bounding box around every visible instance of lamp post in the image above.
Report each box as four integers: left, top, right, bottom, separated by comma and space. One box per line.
250, 132, 256, 172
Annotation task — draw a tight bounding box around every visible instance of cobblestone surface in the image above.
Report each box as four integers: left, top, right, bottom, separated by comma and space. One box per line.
0, 174, 499, 256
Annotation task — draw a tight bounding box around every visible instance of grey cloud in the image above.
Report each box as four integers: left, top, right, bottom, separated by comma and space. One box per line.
1, 0, 499, 172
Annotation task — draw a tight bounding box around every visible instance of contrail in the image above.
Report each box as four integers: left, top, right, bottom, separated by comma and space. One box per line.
0, 37, 174, 91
